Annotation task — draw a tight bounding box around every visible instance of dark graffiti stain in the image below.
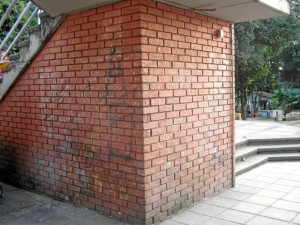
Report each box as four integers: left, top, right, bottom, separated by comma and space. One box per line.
104, 47, 134, 160
41, 47, 134, 160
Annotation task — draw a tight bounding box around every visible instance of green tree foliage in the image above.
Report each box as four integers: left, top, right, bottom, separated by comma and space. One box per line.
235, 1, 300, 119
235, 22, 267, 119
271, 88, 300, 116
278, 42, 300, 86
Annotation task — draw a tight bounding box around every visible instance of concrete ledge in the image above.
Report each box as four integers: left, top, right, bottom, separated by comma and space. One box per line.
236, 137, 300, 148
236, 144, 300, 161
236, 153, 300, 176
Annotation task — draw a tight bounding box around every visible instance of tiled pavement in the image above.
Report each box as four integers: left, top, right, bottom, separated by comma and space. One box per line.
235, 120, 300, 144
1, 162, 300, 225
0, 181, 127, 225
161, 162, 300, 225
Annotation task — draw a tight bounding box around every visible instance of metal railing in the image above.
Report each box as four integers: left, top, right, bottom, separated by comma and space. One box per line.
0, 0, 39, 60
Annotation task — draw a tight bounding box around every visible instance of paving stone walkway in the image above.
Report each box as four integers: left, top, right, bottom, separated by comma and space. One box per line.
161, 162, 300, 225
1, 162, 300, 225
0, 182, 127, 225
235, 120, 300, 144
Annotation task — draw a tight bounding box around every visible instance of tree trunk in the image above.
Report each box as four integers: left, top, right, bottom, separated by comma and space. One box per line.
241, 88, 248, 120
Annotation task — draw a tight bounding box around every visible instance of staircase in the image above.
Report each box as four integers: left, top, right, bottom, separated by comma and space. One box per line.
235, 137, 300, 175
0, 1, 65, 102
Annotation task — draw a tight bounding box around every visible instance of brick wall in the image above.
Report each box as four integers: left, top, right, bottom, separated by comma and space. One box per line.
0, 0, 234, 224
0, 1, 146, 224
139, 2, 234, 224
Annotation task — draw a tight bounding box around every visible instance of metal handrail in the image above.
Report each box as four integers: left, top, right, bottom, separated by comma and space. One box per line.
0, 1, 40, 61
0, 0, 19, 29
0, 1, 33, 51
2, 7, 39, 60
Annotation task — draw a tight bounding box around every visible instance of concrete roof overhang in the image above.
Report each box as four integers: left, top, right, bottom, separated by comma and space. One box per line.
31, 0, 290, 22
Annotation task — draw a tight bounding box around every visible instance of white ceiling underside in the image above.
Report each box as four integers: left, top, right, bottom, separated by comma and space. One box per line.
31, 0, 122, 17
156, 0, 290, 22
31, 0, 290, 23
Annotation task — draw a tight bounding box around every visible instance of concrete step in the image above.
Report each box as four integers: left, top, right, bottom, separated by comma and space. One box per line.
236, 146, 258, 162
18, 40, 30, 49
9, 53, 20, 63
236, 137, 300, 149
249, 137, 300, 145
0, 62, 27, 100
236, 144, 300, 162
235, 153, 300, 176
29, 25, 40, 34
236, 155, 268, 176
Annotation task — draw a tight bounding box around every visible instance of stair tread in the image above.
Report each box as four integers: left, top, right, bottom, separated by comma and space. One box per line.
236, 137, 300, 149
235, 152, 300, 175
237, 143, 300, 151
236, 143, 300, 159
29, 25, 40, 33
9, 53, 20, 62
236, 154, 268, 169
18, 40, 30, 48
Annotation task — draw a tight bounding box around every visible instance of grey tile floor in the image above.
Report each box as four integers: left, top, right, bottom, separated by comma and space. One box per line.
0, 183, 127, 225
235, 120, 300, 144
1, 162, 300, 225
162, 162, 300, 225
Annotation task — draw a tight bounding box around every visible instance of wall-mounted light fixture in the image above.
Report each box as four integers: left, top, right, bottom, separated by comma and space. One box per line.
217, 29, 224, 38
